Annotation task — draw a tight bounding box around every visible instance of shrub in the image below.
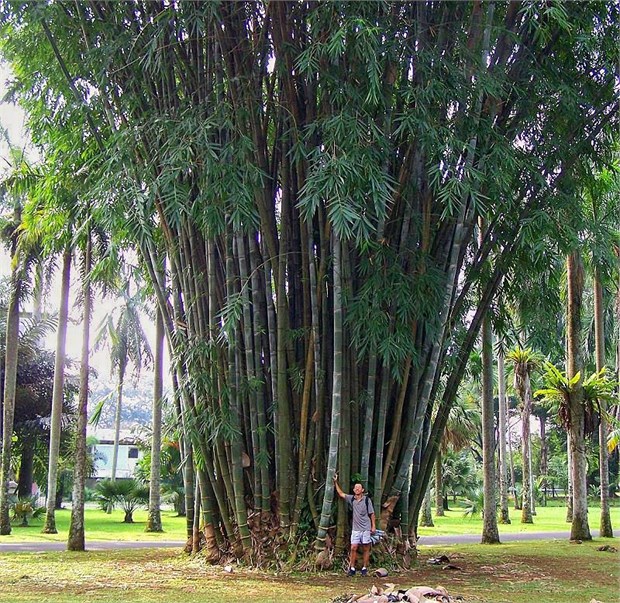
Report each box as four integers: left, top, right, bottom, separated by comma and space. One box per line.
11, 496, 45, 527
95, 479, 149, 523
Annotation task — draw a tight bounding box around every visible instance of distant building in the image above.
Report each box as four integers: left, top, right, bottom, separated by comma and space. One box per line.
87, 428, 144, 480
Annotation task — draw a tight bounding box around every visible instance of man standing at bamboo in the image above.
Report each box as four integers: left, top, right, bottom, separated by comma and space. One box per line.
333, 473, 376, 576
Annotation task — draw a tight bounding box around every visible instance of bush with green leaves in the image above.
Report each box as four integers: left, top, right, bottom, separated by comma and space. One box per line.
10, 495, 45, 527
135, 441, 185, 516
95, 479, 149, 523
462, 489, 485, 519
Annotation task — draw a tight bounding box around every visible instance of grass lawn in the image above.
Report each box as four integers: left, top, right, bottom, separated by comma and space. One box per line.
417, 499, 620, 537
0, 539, 617, 603
2, 499, 619, 544
0, 507, 188, 543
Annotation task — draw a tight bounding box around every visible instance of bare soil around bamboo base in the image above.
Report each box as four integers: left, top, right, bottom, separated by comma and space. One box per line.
0, 539, 617, 603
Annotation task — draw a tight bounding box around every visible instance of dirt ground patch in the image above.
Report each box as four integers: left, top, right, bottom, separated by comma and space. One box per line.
0, 541, 618, 603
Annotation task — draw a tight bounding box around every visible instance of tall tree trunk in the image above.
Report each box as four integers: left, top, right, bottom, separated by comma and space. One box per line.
566, 251, 591, 541
275, 222, 292, 535
520, 380, 533, 524
594, 267, 613, 537
514, 363, 533, 524
565, 432, 573, 522
481, 317, 500, 543
224, 228, 251, 556
538, 415, 548, 507
360, 351, 378, 486
420, 486, 434, 527
0, 246, 21, 535
17, 444, 34, 499
248, 237, 271, 520
497, 348, 510, 523
434, 452, 444, 516
315, 234, 342, 562
146, 306, 164, 533
43, 247, 71, 534
68, 234, 92, 551
110, 366, 126, 483
32, 262, 43, 324
373, 366, 390, 517
529, 450, 536, 516
507, 417, 519, 510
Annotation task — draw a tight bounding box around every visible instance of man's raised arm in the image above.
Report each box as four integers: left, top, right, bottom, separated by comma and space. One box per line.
333, 473, 346, 499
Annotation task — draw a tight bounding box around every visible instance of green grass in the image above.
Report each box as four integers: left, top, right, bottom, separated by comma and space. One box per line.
0, 507, 188, 543
417, 499, 620, 537
0, 539, 617, 603
1, 502, 619, 602
3, 499, 619, 544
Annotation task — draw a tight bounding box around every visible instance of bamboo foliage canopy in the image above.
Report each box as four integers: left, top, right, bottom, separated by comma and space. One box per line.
1, 0, 618, 561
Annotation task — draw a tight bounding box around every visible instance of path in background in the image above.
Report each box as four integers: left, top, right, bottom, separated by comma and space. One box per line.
0, 531, 610, 553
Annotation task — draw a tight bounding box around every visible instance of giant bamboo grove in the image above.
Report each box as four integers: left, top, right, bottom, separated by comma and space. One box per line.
1, 1, 618, 562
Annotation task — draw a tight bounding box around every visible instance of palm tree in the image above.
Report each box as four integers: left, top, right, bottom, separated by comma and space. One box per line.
4, 151, 90, 534
536, 363, 617, 541
506, 347, 541, 524
67, 230, 92, 551
95, 279, 152, 482
95, 479, 149, 523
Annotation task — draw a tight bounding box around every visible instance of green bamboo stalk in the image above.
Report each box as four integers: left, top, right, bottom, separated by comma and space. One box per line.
315, 233, 342, 553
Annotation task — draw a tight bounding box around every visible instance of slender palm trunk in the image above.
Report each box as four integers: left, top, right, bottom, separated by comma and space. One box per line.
507, 418, 519, 509
594, 269, 613, 537
497, 349, 510, 523
420, 487, 434, 527
68, 236, 91, 550
481, 317, 499, 543
434, 452, 444, 516
566, 251, 591, 541
539, 415, 548, 506
565, 432, 573, 522
17, 446, 34, 499
516, 369, 533, 524
110, 365, 126, 482
43, 248, 71, 534
146, 307, 164, 533
529, 451, 536, 515
0, 227, 22, 535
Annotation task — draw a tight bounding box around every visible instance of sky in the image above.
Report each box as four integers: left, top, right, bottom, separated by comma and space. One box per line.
0, 60, 163, 384
0, 62, 31, 173
0, 62, 85, 356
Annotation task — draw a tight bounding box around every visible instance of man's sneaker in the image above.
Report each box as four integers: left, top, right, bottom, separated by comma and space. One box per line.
361, 567, 368, 576
347, 568, 356, 576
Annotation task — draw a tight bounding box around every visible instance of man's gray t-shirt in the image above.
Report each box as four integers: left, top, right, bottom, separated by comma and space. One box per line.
345, 495, 375, 531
